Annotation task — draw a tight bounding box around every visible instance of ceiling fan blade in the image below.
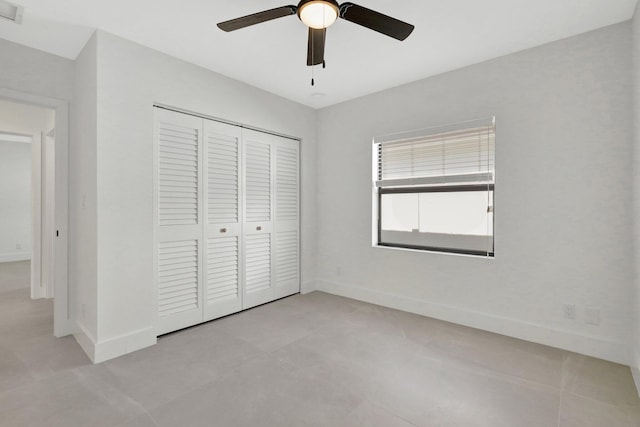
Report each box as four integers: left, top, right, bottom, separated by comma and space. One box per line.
217, 5, 297, 32
339, 2, 414, 41
307, 27, 326, 66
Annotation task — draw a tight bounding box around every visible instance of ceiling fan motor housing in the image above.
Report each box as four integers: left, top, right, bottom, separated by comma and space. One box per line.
297, 0, 340, 29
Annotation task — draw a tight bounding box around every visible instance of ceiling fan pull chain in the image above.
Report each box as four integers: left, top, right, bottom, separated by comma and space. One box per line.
323, 60, 326, 69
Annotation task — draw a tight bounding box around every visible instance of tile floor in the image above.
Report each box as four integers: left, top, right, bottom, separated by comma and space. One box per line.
0, 261, 30, 293
0, 286, 639, 426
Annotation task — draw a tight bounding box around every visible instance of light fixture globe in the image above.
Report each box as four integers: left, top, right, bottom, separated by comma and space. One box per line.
297, 0, 339, 29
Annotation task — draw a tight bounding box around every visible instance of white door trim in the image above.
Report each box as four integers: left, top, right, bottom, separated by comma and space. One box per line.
0, 88, 71, 337
31, 131, 43, 300
43, 131, 56, 299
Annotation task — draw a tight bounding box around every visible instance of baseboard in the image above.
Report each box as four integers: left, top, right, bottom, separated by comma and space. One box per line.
0, 252, 31, 262
93, 327, 157, 363
632, 354, 640, 399
74, 323, 157, 363
632, 367, 640, 399
316, 279, 630, 366
73, 322, 97, 363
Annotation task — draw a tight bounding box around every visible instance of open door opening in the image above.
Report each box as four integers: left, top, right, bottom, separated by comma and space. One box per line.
28, 123, 56, 300
0, 94, 70, 337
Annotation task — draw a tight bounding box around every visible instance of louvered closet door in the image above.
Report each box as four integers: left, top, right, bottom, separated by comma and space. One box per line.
242, 129, 274, 309
203, 120, 243, 321
154, 109, 204, 335
273, 137, 300, 299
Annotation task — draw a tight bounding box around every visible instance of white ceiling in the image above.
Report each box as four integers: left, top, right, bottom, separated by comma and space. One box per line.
0, 0, 637, 108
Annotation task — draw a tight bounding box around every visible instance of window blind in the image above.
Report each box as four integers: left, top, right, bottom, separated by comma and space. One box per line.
376, 119, 495, 188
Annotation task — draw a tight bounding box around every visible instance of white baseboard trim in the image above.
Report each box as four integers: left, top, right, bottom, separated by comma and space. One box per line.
73, 322, 97, 363
301, 280, 316, 295
632, 354, 640, 399
316, 279, 630, 366
632, 367, 640, 399
74, 322, 157, 364
54, 313, 75, 339
93, 327, 157, 363
0, 252, 31, 262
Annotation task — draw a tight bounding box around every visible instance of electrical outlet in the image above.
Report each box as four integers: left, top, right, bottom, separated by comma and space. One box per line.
15, 243, 22, 250
563, 304, 576, 320
585, 307, 600, 326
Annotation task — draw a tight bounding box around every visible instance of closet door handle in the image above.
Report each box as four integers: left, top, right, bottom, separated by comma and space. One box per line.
220, 228, 227, 233
256, 226, 262, 231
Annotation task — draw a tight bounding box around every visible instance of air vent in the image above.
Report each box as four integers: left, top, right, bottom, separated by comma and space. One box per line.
0, 1, 23, 24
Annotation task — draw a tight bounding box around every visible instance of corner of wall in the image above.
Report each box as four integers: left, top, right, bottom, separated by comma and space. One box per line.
309, 108, 321, 294
300, 280, 317, 294
70, 29, 99, 353
632, 353, 640, 399
631, 358, 640, 397
73, 320, 97, 363
74, 322, 157, 364
632, 0, 640, 395
93, 328, 157, 364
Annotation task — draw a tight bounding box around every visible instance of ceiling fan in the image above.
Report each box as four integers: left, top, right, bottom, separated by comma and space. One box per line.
217, 0, 414, 68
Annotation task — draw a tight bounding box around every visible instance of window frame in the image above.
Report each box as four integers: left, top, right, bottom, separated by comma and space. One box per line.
376, 184, 495, 257
372, 117, 496, 258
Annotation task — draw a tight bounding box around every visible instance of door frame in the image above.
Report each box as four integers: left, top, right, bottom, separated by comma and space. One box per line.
0, 88, 71, 337
43, 129, 56, 299
31, 130, 43, 300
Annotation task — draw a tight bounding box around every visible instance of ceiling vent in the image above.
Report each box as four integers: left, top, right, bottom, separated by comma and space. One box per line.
0, 0, 23, 24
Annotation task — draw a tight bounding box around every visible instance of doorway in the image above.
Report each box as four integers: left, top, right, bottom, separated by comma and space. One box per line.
0, 90, 70, 337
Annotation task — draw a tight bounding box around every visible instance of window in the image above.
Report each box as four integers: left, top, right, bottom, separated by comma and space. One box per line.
373, 118, 495, 257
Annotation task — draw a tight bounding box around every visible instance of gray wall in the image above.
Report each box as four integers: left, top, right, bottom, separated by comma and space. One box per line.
71, 33, 99, 345
316, 22, 633, 364
83, 31, 317, 361
632, 2, 640, 373
0, 38, 73, 101
0, 141, 31, 261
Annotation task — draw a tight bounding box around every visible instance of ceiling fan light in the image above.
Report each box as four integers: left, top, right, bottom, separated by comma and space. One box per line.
298, 1, 338, 29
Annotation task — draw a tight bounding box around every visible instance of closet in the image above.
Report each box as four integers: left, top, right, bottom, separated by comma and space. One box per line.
153, 107, 300, 335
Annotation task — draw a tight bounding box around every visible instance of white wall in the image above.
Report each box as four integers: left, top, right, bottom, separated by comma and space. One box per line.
71, 33, 99, 352
77, 31, 317, 362
1, 20, 634, 368
316, 22, 633, 364
0, 38, 74, 101
632, 1, 640, 379
0, 140, 31, 261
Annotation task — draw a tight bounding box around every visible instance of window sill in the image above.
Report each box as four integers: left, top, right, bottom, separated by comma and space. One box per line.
372, 243, 495, 259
